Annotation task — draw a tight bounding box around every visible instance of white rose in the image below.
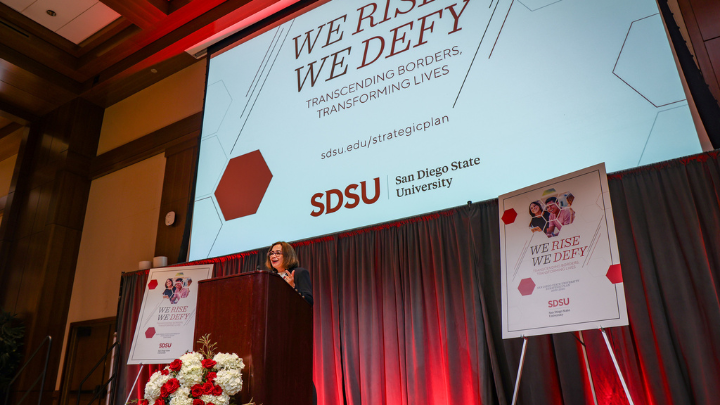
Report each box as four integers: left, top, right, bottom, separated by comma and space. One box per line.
169, 387, 193, 405
200, 393, 230, 405
147, 371, 162, 384
144, 374, 170, 401
212, 353, 245, 370
176, 363, 204, 387
144, 381, 160, 401
214, 369, 243, 396
179, 352, 204, 369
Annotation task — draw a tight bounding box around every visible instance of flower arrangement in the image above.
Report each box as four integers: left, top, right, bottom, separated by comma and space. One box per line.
137, 335, 254, 405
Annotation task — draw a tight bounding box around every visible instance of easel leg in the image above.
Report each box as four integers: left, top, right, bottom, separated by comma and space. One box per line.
511, 336, 528, 405
124, 364, 145, 405
600, 328, 634, 405
578, 331, 598, 405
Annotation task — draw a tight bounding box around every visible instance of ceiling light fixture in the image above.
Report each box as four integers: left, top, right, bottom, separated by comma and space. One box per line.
46, 10, 56, 16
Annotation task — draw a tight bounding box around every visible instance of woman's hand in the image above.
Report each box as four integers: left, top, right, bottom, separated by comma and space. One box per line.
287, 270, 296, 288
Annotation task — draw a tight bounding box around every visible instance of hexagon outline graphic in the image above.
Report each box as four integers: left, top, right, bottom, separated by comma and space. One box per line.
196, 136, 229, 199
518, 0, 562, 12
202, 80, 233, 138
637, 105, 699, 166
215, 150, 273, 221
613, 14, 686, 108
189, 197, 224, 260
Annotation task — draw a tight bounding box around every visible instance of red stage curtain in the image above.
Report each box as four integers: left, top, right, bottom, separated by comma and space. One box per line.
114, 151, 720, 405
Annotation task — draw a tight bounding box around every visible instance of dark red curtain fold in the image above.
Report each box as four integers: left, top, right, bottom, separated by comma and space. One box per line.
606, 152, 720, 405
114, 151, 720, 405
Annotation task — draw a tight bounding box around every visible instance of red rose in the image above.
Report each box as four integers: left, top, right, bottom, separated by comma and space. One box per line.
206, 372, 217, 383
160, 386, 169, 398
191, 384, 204, 397
161, 369, 170, 376
140, 400, 149, 405
207, 403, 215, 405
201, 359, 217, 369
192, 400, 204, 405
202, 382, 214, 395
169, 359, 182, 372
155, 399, 166, 405
165, 379, 180, 394
212, 385, 223, 396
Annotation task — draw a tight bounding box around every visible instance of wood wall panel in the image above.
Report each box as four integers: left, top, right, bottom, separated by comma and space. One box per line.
0, 236, 28, 309
0, 63, 78, 106
162, 139, 198, 203
58, 317, 116, 405
678, 0, 720, 107
91, 112, 202, 179
30, 179, 54, 235
50, 171, 93, 229
0, 77, 58, 115
155, 137, 199, 265
0, 98, 103, 405
0, 102, 203, 403
15, 178, 42, 238
706, 37, 720, 91
100, 0, 166, 30
690, 0, 720, 41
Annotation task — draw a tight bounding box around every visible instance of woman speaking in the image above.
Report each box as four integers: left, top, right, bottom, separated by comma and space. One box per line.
266, 241, 313, 305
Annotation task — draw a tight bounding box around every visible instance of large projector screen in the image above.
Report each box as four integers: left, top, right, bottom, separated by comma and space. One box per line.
189, 0, 704, 260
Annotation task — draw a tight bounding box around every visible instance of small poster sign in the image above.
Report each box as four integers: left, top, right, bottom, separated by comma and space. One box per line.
499, 164, 628, 338
127, 265, 213, 364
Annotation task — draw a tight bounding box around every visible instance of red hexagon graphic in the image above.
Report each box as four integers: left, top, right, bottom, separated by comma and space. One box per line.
215, 150, 273, 221
501, 209, 517, 225
145, 327, 156, 339
518, 278, 536, 296
606, 264, 623, 284
148, 279, 158, 290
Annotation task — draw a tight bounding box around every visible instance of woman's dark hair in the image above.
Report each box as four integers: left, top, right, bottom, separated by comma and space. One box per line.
265, 241, 300, 271
165, 278, 173, 288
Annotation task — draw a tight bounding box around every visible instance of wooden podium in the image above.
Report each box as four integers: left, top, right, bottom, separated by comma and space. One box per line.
194, 271, 313, 405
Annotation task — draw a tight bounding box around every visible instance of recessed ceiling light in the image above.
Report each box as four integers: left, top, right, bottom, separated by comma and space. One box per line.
46, 10, 56, 16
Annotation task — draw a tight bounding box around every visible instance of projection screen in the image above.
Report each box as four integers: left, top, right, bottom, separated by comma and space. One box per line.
189, 0, 705, 260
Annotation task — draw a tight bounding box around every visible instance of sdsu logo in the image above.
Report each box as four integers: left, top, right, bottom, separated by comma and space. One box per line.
548, 298, 570, 308
311, 178, 380, 216
159, 343, 172, 348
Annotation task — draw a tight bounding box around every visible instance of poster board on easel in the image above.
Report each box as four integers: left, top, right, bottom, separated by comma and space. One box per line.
127, 264, 214, 365
499, 163, 627, 338
498, 163, 631, 404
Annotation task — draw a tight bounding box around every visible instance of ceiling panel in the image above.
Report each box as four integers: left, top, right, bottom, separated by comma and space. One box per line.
1, 0, 34, 12
22, 0, 97, 31
56, 2, 120, 44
